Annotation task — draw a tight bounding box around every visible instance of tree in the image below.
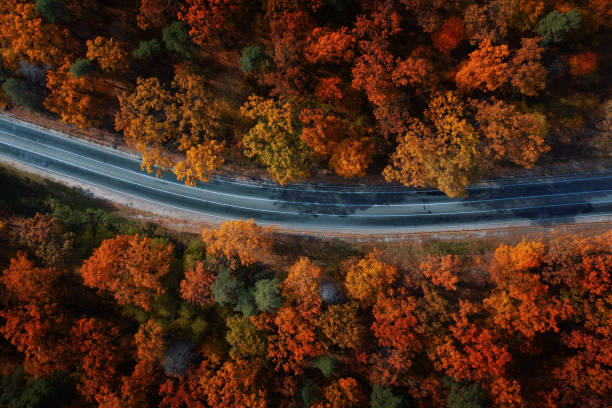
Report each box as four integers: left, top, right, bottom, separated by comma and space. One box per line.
159, 360, 208, 408
180, 261, 216, 307
0, 304, 71, 376
115, 76, 175, 174
267, 306, 324, 374
0, 1, 72, 68
305, 27, 356, 64
203, 360, 267, 408
240, 45, 265, 73
115, 69, 222, 180
80, 234, 174, 311
314, 377, 366, 408
2, 78, 42, 110
444, 379, 486, 408
432, 16, 465, 54
281, 257, 323, 318
420, 255, 460, 291
173, 140, 226, 186
312, 355, 337, 377
1, 253, 62, 305
383, 92, 479, 198
202, 219, 274, 266
163, 341, 197, 377
35, 0, 69, 23
210, 267, 240, 306
317, 301, 365, 350
455, 39, 509, 92
179, 0, 242, 47
241, 95, 312, 185
370, 385, 405, 408
86, 36, 130, 73
569, 51, 598, 76
0, 368, 71, 408
509, 37, 547, 96
137, 0, 172, 30
18, 212, 72, 266
69, 58, 94, 78
483, 240, 574, 338
299, 108, 343, 157
133, 39, 161, 60
371, 289, 420, 354
463, 0, 514, 44
44, 61, 105, 128
254, 278, 283, 312
225, 315, 267, 360
315, 76, 343, 105
70, 318, 123, 405
537, 10, 581, 48
474, 98, 548, 168
163, 21, 193, 59
434, 302, 524, 407
121, 320, 165, 407
329, 138, 374, 178
344, 250, 398, 304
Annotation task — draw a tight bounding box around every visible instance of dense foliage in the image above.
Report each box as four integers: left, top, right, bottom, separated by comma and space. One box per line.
0, 167, 610, 407
0, 0, 609, 195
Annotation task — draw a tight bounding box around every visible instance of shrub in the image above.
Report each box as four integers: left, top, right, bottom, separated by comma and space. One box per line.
69, 59, 94, 78
239, 45, 264, 73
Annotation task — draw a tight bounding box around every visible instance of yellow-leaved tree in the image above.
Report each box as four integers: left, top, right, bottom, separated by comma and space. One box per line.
383, 91, 480, 197
115, 66, 224, 183
240, 95, 312, 185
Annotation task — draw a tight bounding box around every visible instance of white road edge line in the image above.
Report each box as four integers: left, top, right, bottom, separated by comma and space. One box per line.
2, 116, 612, 193
2, 145, 612, 219
2, 134, 612, 208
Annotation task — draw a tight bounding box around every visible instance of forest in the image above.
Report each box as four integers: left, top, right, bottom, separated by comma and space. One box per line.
0, 165, 610, 407
0, 0, 610, 196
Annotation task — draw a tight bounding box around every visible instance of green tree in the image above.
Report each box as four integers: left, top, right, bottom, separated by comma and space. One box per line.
225, 315, 267, 359
183, 239, 206, 270
234, 287, 257, 317
300, 379, 320, 408
254, 278, 283, 312
163, 21, 193, 59
443, 379, 485, 408
69, 58, 94, 78
133, 39, 161, 60
311, 355, 337, 377
537, 10, 581, 48
211, 268, 240, 306
239, 45, 264, 73
370, 385, 405, 408
35, 0, 70, 24
0, 367, 72, 408
240, 95, 312, 185
2, 78, 42, 110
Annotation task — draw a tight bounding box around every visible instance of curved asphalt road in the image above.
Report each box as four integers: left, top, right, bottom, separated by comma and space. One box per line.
1, 115, 612, 232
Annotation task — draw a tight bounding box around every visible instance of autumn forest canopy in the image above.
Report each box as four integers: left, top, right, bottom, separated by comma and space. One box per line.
0, 166, 611, 407
0, 0, 610, 195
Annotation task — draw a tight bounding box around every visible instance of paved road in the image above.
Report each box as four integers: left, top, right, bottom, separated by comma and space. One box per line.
1, 115, 612, 232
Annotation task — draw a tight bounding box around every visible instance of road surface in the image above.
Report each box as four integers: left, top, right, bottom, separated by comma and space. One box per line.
1, 115, 612, 232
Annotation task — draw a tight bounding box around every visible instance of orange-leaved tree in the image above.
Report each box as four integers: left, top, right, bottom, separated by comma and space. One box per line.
180, 261, 216, 307
455, 39, 510, 92
202, 219, 274, 266
80, 234, 173, 311
344, 250, 398, 304
44, 60, 105, 128
86, 36, 130, 73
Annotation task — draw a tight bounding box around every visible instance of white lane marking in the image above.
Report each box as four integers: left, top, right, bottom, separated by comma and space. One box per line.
2, 144, 612, 219
2, 151, 612, 232
2, 133, 612, 208
2, 116, 612, 194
